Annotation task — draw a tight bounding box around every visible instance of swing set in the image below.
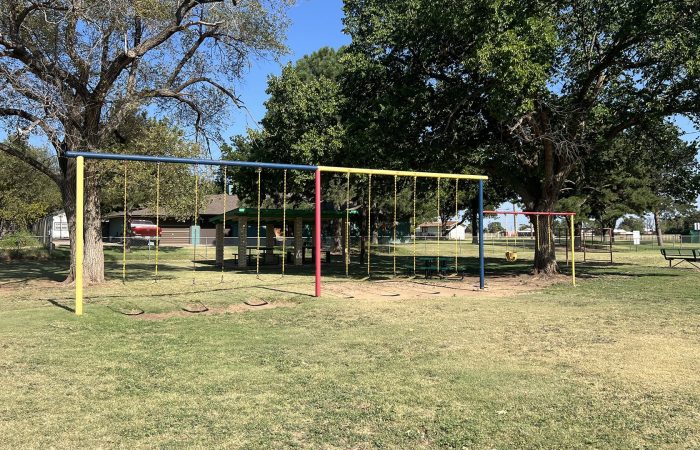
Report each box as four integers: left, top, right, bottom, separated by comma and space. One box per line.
66, 151, 489, 316
342, 171, 467, 280
485, 210, 577, 286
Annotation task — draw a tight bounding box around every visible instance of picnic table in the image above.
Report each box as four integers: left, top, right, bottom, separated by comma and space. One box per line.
301, 244, 332, 264
246, 246, 279, 265
415, 256, 465, 279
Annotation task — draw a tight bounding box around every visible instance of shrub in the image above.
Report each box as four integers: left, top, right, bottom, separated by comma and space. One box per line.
0, 231, 49, 261
0, 231, 42, 250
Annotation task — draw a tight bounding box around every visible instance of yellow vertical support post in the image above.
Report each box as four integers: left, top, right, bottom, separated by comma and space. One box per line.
75, 156, 84, 316
571, 216, 576, 286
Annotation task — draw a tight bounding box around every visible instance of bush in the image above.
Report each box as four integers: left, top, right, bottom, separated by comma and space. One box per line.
0, 231, 42, 249
0, 231, 49, 261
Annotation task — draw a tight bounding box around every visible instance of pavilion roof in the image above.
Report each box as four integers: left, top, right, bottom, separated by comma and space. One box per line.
210, 208, 359, 224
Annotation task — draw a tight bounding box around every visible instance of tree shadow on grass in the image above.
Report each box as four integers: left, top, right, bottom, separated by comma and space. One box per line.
0, 259, 69, 283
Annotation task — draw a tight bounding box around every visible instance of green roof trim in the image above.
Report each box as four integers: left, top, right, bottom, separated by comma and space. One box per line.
210, 208, 359, 224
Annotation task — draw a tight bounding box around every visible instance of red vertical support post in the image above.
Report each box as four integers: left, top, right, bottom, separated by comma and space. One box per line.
315, 169, 322, 297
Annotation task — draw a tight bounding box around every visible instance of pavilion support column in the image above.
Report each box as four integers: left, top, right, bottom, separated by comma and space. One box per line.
294, 217, 303, 266
238, 218, 248, 267
215, 222, 224, 267
266, 222, 276, 264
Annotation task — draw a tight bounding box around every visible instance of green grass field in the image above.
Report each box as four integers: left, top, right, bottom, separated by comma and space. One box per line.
1, 243, 699, 448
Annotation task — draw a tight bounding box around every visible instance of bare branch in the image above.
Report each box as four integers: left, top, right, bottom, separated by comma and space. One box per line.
0, 142, 61, 186
0, 105, 63, 150
0, 34, 90, 98
166, 33, 211, 86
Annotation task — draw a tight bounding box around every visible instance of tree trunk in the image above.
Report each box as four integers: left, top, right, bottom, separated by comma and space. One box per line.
332, 219, 342, 253
532, 214, 558, 275
469, 198, 479, 244
654, 210, 664, 246
359, 208, 366, 264
62, 157, 105, 284
371, 228, 379, 245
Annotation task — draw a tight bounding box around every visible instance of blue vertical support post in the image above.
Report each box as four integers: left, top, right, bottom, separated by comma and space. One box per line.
479, 180, 485, 289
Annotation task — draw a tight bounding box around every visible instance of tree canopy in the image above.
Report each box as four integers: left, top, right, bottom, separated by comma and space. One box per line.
0, 143, 61, 234
0, 0, 294, 282
340, 0, 700, 272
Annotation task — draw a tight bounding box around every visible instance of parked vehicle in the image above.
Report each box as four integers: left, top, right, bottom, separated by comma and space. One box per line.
130, 219, 162, 238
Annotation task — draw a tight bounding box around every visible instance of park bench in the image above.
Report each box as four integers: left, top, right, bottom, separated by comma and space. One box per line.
660, 248, 699, 269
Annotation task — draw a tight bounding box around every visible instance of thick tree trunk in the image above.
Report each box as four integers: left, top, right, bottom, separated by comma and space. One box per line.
653, 210, 664, 246
62, 157, 105, 284
470, 204, 479, 244
532, 213, 558, 275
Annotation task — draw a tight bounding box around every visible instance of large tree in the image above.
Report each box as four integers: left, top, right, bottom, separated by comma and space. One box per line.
0, 0, 293, 283
574, 120, 699, 243
0, 142, 61, 235
342, 0, 700, 274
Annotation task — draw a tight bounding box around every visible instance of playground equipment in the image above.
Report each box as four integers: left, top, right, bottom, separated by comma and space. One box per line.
65, 151, 488, 316
485, 210, 577, 286
502, 210, 518, 262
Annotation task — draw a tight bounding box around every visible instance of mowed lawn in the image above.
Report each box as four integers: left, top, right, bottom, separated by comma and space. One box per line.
1, 247, 699, 448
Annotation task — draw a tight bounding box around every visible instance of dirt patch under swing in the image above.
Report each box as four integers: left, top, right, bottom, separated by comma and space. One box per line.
322, 274, 572, 300
133, 300, 296, 320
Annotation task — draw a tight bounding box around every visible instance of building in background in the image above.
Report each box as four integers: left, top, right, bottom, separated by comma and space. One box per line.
31, 211, 68, 248
416, 221, 467, 240
103, 194, 239, 244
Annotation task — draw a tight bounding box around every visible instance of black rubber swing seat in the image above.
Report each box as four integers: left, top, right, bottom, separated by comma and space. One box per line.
244, 299, 269, 307
182, 303, 209, 313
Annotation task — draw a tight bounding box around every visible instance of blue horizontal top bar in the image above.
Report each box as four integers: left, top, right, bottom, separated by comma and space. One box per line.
64, 151, 318, 172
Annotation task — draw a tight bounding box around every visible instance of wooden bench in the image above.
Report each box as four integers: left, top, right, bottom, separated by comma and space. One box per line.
660, 248, 699, 269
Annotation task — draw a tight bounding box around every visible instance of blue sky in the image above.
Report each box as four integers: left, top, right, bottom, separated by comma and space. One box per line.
222, 0, 350, 149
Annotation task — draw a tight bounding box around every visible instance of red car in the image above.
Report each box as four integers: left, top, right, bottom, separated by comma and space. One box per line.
130, 219, 162, 238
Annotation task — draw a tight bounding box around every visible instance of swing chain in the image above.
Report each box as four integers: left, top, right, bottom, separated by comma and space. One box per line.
155, 162, 160, 281
256, 167, 262, 279
367, 173, 372, 276
454, 178, 458, 273
221, 165, 227, 282
192, 164, 199, 285
346, 171, 350, 277
393, 174, 397, 277
413, 176, 417, 276
436, 177, 440, 272
282, 169, 287, 276
122, 160, 127, 283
